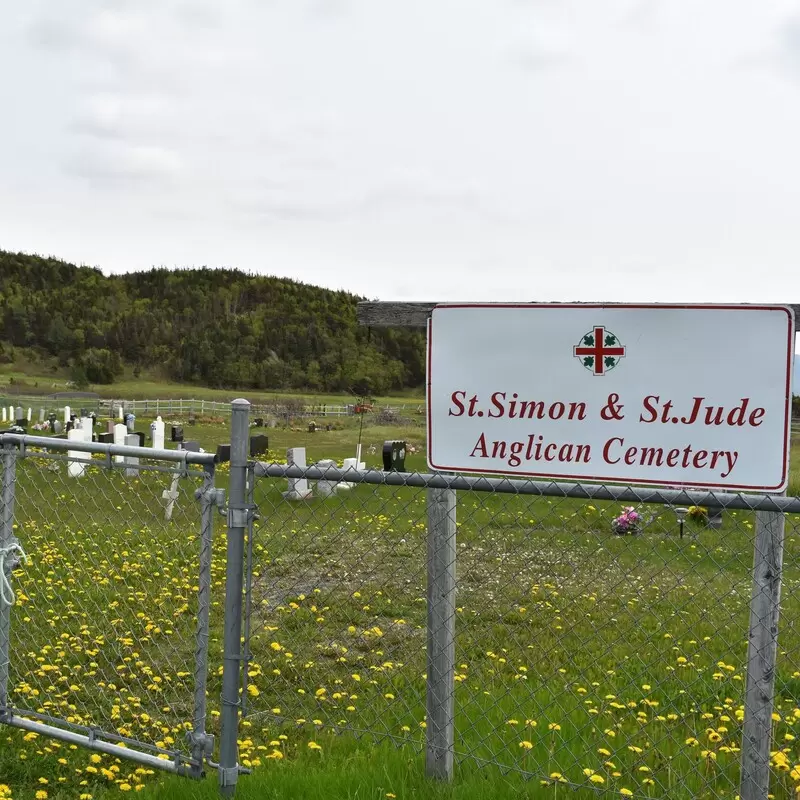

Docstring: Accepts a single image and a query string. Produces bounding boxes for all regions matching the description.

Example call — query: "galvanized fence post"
[0,442,18,723]
[740,503,786,800]
[219,399,250,796]
[189,464,218,778]
[426,480,456,781]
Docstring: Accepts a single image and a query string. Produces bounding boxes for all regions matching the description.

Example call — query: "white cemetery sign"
[427,304,794,492]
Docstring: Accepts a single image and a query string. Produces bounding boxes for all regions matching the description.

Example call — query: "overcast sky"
[2,0,800,303]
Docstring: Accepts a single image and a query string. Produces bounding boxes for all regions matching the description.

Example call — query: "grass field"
[0,358,425,407]
[3,413,800,800]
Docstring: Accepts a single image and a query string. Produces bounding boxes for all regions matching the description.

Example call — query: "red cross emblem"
[574,327,626,375]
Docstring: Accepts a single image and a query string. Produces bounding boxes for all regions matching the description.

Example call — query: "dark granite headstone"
[215,444,231,463]
[250,435,269,457]
[171,425,184,443]
[133,431,146,448]
[382,440,407,472]
[98,432,114,444]
[254,418,264,427]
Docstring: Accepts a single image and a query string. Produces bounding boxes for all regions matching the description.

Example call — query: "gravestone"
[180,440,201,453]
[215,444,231,463]
[152,416,165,449]
[114,423,128,464]
[708,509,723,530]
[124,433,140,478]
[67,429,86,478]
[383,441,407,472]
[64,406,71,424]
[107,419,115,434]
[81,416,93,444]
[254,418,264,427]
[125,413,136,433]
[188,412,196,426]
[283,447,313,500]
[97,432,114,445]
[133,431,146,448]
[314,458,339,497]
[39,408,45,424]
[65,420,74,434]
[162,469,181,521]
[171,425,184,443]
[250,435,269,457]
[1,408,6,424]
[53,419,62,435]
[308,422,317,433]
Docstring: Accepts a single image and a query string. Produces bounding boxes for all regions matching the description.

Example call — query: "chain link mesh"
[2,442,216,769]
[248,463,800,798]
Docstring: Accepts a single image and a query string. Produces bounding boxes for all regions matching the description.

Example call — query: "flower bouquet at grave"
[686,505,708,525]
[611,506,642,535]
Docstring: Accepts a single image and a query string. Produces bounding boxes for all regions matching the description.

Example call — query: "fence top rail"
[252,461,800,513]
[0,432,217,466]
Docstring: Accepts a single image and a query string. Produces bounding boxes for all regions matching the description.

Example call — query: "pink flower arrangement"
[612,506,642,535]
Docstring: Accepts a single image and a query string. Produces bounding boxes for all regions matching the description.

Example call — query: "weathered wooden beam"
[357,301,800,328]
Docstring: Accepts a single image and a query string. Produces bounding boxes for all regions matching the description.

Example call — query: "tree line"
[0,250,425,395]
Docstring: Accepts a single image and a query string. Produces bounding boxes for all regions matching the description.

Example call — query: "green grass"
[3,413,800,800]
[0,358,424,407]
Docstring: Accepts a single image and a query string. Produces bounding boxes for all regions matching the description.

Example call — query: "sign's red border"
[426,304,795,492]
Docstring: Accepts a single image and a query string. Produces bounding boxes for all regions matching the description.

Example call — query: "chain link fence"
[3,400,800,800]
[0,433,219,778]
[243,449,800,800]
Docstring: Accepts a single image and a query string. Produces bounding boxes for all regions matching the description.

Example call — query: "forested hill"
[0,250,425,393]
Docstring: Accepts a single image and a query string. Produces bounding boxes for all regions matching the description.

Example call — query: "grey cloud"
[621,0,661,30]
[779,17,800,76]
[510,44,569,72]
[64,142,182,187]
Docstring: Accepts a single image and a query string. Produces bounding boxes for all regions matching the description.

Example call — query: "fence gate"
[0,433,220,785]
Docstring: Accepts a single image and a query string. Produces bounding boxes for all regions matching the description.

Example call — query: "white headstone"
[67,429,86,478]
[64,405,71,424]
[118,406,124,421]
[81,416,93,444]
[355,444,366,471]
[152,416,165,450]
[27,407,32,422]
[39,408,45,423]
[8,406,13,422]
[283,447,313,500]
[162,470,181,520]
[314,459,339,497]
[124,433,140,478]
[114,423,128,463]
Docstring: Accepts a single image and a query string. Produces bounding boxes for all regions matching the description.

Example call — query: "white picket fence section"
[0,395,426,421]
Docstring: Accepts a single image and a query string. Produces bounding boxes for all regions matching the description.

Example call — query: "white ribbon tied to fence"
[0,543,28,608]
